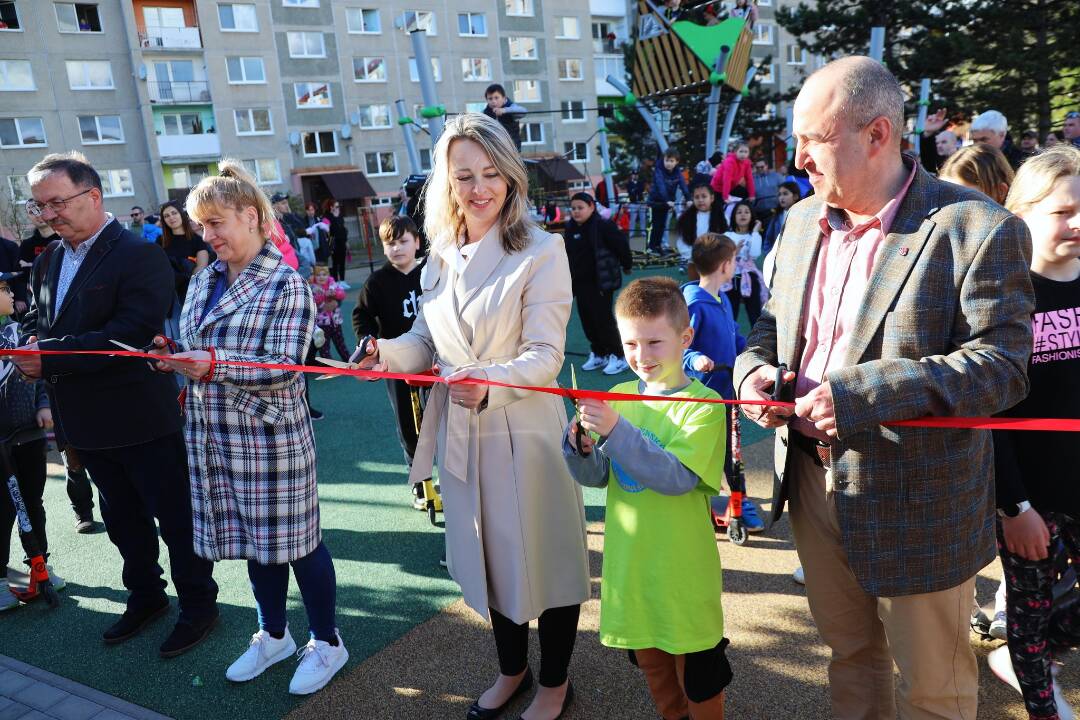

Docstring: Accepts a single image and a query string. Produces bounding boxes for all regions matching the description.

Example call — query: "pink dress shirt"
[792,162,918,442]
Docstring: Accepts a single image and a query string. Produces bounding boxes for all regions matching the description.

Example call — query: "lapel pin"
[899,247,909,256]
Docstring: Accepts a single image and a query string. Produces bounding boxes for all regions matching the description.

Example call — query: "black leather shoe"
[159,613,219,658]
[513,681,573,720]
[102,602,170,644]
[466,668,534,720]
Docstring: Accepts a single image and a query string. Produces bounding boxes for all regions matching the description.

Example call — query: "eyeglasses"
[26,187,94,217]
[0,286,13,296]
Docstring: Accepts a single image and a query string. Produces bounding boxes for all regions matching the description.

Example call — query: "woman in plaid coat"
[153,162,347,696]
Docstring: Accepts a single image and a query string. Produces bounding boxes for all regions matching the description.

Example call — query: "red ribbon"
[4,347,1079,432]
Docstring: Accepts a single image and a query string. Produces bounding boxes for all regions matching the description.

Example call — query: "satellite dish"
[288,131,301,146]
[341,124,352,140]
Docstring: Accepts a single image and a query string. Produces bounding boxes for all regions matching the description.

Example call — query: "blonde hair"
[421,113,535,253]
[1006,144,1080,215]
[939,144,1014,205]
[185,159,275,238]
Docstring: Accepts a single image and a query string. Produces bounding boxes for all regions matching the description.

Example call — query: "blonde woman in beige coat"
[357,114,590,719]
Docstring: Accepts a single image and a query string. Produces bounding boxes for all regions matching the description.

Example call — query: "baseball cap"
[0,270,26,283]
[271,191,290,203]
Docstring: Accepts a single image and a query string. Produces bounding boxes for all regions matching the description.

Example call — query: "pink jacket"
[270,220,300,270]
[310,277,345,310]
[710,152,756,200]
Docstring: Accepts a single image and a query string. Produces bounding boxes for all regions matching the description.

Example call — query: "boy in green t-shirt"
[563,276,731,719]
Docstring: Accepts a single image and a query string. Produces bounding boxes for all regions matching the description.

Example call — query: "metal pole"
[912,78,930,158]
[718,65,757,157]
[394,99,423,175]
[597,115,615,203]
[408,25,444,143]
[606,74,668,152]
[705,46,731,161]
[869,27,885,63]
[785,105,795,167]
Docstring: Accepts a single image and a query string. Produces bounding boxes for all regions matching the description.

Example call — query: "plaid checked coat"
[178,242,319,565]
[733,159,1035,597]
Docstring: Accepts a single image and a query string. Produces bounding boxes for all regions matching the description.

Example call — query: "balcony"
[139,25,202,49]
[147,80,211,104]
[157,133,220,159]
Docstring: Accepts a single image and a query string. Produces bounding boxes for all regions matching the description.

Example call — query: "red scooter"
[2,441,60,608]
[711,405,749,545]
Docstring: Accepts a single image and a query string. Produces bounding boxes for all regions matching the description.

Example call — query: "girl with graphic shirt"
[675,182,728,277]
[987,145,1080,720]
[722,201,766,325]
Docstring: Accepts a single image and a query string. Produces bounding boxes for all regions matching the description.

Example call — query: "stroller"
[2,439,61,608]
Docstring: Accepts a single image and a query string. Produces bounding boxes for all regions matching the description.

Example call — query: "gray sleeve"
[561,422,610,488]
[503,102,528,116]
[599,416,701,496]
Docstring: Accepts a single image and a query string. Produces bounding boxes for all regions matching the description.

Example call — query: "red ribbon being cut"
[3,346,1079,433]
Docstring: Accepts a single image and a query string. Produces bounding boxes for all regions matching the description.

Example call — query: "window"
[365,151,397,176]
[294,82,331,108]
[346,8,379,33]
[461,58,491,82]
[521,122,543,145]
[465,102,486,113]
[358,103,391,129]
[419,148,432,172]
[143,6,185,30]
[0,117,46,147]
[560,100,585,122]
[218,3,257,31]
[161,112,203,135]
[508,37,537,60]
[505,0,533,17]
[752,23,773,45]
[78,115,123,143]
[241,158,281,184]
[408,57,442,82]
[234,108,272,135]
[55,3,102,33]
[595,55,624,86]
[287,31,325,58]
[564,142,587,162]
[558,59,583,81]
[8,175,31,203]
[283,0,318,6]
[66,61,113,90]
[786,45,807,65]
[512,80,540,103]
[167,164,211,190]
[1,2,22,30]
[100,169,134,197]
[353,57,386,82]
[403,10,435,35]
[756,62,775,84]
[458,12,486,37]
[0,60,33,91]
[592,21,618,53]
[226,56,265,84]
[370,195,393,207]
[555,16,579,39]
[302,130,336,157]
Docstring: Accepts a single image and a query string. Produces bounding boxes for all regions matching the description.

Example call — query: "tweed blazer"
[733,159,1035,597]
[179,243,319,565]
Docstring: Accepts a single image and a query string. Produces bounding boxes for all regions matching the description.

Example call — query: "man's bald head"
[802,56,905,146]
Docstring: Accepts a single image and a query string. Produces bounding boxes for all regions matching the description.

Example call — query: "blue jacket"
[681,282,745,399]
[648,154,690,204]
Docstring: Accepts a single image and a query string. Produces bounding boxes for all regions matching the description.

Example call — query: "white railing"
[140,25,202,49]
[157,133,220,158]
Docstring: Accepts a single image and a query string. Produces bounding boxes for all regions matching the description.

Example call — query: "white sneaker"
[1053,662,1075,720]
[45,565,65,592]
[226,628,297,682]
[581,352,606,371]
[0,585,18,612]
[988,645,1022,695]
[792,566,805,585]
[289,632,348,695]
[337,282,351,291]
[602,355,629,375]
[989,610,1007,641]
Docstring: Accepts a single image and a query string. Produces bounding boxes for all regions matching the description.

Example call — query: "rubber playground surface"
[2,267,1072,719]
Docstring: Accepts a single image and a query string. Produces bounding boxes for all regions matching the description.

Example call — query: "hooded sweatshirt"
[0,321,49,445]
[711,152,756,200]
[681,282,745,399]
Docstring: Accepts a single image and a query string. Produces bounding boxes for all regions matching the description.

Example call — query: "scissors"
[109,336,178,355]
[571,365,591,457]
[311,336,378,380]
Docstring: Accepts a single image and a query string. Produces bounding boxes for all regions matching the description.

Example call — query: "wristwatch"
[997,500,1033,518]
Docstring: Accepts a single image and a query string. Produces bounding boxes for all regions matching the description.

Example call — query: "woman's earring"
[249,226,255,234]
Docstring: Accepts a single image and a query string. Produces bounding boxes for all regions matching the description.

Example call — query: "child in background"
[675,182,728,276]
[0,270,62,611]
[939,143,1015,206]
[563,276,731,720]
[724,200,766,326]
[761,180,801,256]
[986,144,1080,720]
[647,149,691,255]
[353,217,427,485]
[681,234,764,533]
[311,265,348,361]
[710,142,756,210]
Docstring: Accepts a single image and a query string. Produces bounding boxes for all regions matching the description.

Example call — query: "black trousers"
[331,245,347,282]
[490,604,581,688]
[726,273,762,326]
[78,431,218,623]
[61,445,95,521]
[1,439,48,579]
[385,379,423,468]
[648,203,671,252]
[575,284,622,358]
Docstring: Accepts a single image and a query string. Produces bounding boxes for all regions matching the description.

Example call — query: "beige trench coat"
[378,224,590,624]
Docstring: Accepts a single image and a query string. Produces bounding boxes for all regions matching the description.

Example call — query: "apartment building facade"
[0,0,603,227]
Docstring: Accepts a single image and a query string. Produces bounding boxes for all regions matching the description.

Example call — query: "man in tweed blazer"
[734,58,1034,718]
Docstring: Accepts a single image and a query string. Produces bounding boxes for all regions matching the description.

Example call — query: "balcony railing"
[139,25,202,49]
[147,81,211,104]
[157,133,220,159]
